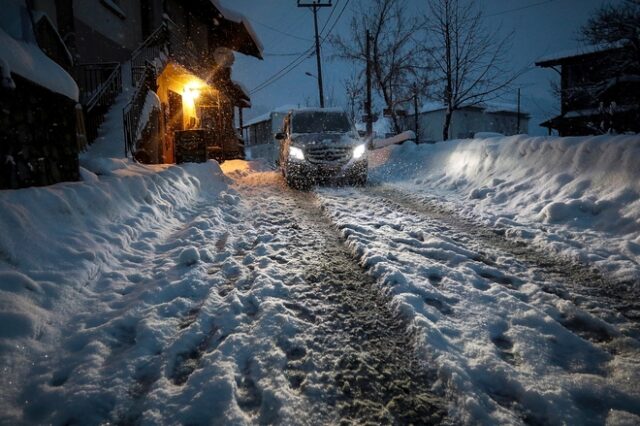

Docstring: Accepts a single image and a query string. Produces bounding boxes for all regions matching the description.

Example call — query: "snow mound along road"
[370,134,640,281]
[0,159,229,421]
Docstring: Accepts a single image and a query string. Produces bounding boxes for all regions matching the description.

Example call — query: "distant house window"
[100,0,126,19]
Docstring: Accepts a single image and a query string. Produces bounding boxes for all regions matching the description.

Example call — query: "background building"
[241,105,297,161]
[404,102,530,143]
[536,46,640,136]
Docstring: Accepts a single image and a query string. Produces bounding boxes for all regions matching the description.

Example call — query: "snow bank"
[0,160,226,274]
[370,134,640,280]
[0,158,228,417]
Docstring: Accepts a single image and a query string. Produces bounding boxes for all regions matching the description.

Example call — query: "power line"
[319,0,340,35]
[250,47,315,94]
[486,0,555,17]
[320,0,350,44]
[264,51,309,57]
[249,0,351,96]
[252,18,313,42]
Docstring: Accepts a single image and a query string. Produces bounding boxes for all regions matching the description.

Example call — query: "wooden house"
[46,0,262,163]
[536,46,640,136]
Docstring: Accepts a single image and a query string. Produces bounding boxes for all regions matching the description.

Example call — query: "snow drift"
[0,158,229,420]
[370,134,640,280]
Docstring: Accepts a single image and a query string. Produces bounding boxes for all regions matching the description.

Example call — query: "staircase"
[74,62,123,144]
[123,23,170,158]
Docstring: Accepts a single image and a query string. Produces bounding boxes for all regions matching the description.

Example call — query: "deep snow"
[370,135,640,283]
[1,133,640,425]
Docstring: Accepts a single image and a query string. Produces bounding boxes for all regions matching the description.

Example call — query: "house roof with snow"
[243,104,299,127]
[208,0,264,59]
[419,101,528,116]
[535,44,623,67]
[0,27,78,101]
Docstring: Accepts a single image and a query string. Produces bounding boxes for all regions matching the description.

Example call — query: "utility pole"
[516,88,521,134]
[365,29,373,141]
[298,0,332,108]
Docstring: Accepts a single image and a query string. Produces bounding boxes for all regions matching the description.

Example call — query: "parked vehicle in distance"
[276,108,367,188]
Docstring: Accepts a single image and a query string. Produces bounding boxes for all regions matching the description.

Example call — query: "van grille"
[305,146,352,164]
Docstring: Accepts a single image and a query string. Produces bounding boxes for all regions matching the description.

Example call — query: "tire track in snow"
[315,183,640,424]
[226,169,449,424]
[363,184,640,340]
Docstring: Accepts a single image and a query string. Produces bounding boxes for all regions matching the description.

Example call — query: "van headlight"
[353,144,366,159]
[289,146,305,161]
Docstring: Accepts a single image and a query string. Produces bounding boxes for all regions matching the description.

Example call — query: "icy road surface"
[8,162,640,425]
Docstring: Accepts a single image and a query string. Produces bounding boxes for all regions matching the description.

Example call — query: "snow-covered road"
[317,181,640,424]
[2,151,640,425]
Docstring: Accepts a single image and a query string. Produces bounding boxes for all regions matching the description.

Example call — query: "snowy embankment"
[370,134,640,282]
[0,158,229,419]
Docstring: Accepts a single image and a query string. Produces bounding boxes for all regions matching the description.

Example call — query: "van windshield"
[292,112,352,134]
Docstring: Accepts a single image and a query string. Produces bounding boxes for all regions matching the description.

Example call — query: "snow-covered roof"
[31,11,74,67]
[483,102,523,114]
[243,104,299,127]
[211,0,264,59]
[355,115,393,137]
[0,27,79,101]
[290,107,346,115]
[420,101,446,113]
[419,101,527,115]
[535,43,623,66]
[231,79,250,99]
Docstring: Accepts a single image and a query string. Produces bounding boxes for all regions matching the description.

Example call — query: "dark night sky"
[220,0,616,133]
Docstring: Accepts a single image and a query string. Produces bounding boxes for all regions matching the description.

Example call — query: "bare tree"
[581,0,640,67]
[574,0,640,134]
[343,70,363,124]
[332,0,430,133]
[425,0,517,140]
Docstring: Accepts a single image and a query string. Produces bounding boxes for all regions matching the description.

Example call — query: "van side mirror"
[275,132,286,140]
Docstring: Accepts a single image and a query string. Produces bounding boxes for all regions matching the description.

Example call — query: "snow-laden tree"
[331,0,430,134]
[425,0,516,140]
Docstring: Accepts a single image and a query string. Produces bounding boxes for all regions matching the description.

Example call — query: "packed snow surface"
[1,134,639,424]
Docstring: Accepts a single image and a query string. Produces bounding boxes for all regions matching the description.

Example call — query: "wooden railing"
[123,63,156,158]
[74,62,122,143]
